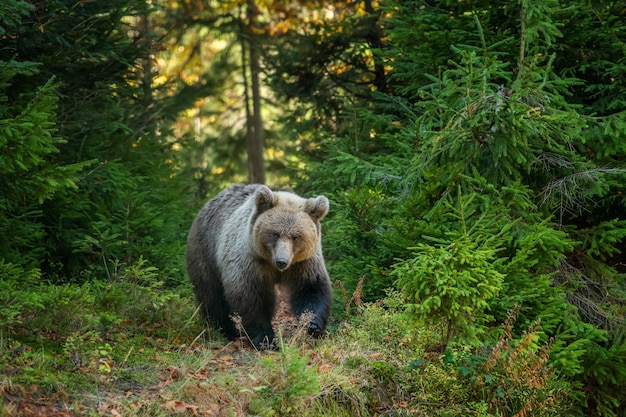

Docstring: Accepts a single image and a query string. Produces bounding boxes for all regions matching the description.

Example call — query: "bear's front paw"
[251,333,278,351]
[258,338,279,351]
[307,322,324,338]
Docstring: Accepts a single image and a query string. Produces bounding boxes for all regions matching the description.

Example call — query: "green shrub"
[392,190,506,345]
[248,334,320,416]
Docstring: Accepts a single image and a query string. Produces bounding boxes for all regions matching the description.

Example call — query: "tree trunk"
[244,0,265,184]
[363,0,386,93]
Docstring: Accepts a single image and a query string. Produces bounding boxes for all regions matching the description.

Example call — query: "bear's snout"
[274,258,289,270]
[273,239,292,271]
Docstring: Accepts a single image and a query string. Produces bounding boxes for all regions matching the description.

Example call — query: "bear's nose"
[274,259,289,270]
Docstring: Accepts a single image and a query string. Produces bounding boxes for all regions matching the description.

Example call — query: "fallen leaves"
[1,385,82,417]
[317,363,333,373]
[164,399,199,414]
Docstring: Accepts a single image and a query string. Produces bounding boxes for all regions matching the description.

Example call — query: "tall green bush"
[392,191,506,344]
[0,68,86,270]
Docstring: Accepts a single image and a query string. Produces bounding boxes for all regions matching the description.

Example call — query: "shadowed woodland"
[1,1,626,416]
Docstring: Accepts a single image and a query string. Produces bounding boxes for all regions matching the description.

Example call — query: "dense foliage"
[1,0,195,381]
[299,1,626,415]
[1,0,625,416]
[1,0,194,285]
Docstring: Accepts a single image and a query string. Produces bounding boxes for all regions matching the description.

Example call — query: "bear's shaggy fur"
[185,184,332,348]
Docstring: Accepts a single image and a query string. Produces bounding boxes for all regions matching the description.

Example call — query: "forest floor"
[1,283,568,417]
[1,292,341,417]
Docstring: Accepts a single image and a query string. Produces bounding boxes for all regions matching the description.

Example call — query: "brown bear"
[185,184,332,349]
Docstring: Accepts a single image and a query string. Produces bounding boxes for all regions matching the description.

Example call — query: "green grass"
[1,280,573,417]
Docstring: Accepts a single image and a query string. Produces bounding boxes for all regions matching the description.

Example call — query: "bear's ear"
[255,185,276,214]
[306,196,329,220]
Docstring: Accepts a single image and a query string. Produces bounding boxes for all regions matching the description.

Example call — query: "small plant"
[63,330,114,377]
[392,191,506,345]
[0,262,43,343]
[34,283,98,336]
[335,275,365,317]
[92,257,180,328]
[248,330,320,416]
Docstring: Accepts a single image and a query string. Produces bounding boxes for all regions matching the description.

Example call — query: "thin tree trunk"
[244,0,265,184]
[137,14,152,102]
[239,6,254,183]
[363,0,386,93]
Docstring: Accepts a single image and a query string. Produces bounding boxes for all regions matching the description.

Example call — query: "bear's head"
[251,185,329,271]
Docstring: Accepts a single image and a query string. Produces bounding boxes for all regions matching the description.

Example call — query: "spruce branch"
[538,168,625,222]
[554,259,625,330]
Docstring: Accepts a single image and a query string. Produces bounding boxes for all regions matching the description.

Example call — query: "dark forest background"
[1,1,625,416]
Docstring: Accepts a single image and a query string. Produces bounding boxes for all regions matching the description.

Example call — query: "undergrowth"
[1,261,574,416]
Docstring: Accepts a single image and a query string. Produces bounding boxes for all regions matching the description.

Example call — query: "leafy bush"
[0,53,85,277]
[0,262,43,337]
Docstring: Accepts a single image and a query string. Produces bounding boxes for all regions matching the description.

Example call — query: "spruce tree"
[300,1,626,414]
[0,0,86,333]
[1,0,195,282]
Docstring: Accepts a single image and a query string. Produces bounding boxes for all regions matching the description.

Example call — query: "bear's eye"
[292,235,300,242]
[272,232,280,240]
